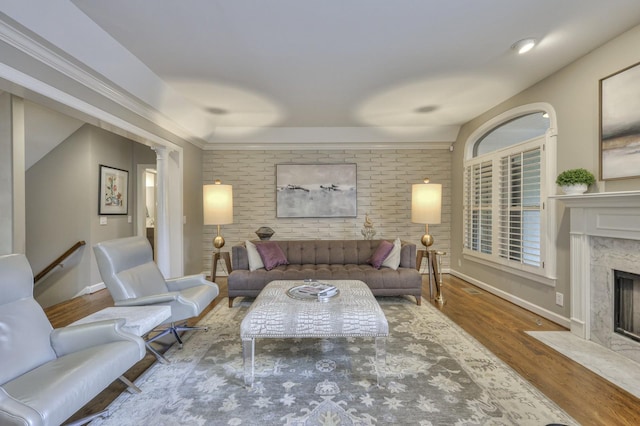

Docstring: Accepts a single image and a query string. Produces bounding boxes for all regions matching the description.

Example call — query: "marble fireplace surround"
[557,190,640,365]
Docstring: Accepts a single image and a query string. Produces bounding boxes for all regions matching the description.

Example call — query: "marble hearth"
[557,190,640,365]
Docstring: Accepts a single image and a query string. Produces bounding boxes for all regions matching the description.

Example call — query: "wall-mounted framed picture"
[99,165,128,215]
[276,163,357,218]
[600,61,640,180]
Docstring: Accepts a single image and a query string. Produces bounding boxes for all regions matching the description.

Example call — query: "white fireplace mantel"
[553,190,640,340]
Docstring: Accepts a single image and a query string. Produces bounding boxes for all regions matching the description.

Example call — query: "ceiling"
[6,1,640,149]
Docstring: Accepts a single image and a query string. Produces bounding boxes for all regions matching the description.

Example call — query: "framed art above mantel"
[600,61,640,181]
[276,163,357,218]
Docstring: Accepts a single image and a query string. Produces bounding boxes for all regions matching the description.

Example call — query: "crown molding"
[0,17,209,149]
[0,18,458,152]
[204,141,453,151]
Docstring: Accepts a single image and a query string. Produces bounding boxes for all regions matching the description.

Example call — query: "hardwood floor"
[45,275,639,425]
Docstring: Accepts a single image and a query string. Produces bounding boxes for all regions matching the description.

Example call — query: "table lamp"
[411,178,442,248]
[203,180,233,251]
[412,178,444,304]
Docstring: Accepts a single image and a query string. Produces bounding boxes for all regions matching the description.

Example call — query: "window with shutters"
[463,107,556,283]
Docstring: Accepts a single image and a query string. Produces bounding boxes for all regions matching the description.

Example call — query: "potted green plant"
[555,168,596,195]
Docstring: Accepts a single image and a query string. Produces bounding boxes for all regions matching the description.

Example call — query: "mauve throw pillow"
[255,241,289,271]
[368,240,394,269]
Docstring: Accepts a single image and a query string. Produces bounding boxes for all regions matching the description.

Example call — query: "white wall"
[202,148,452,275]
[182,141,205,275]
[0,93,25,255]
[0,92,14,254]
[26,125,156,307]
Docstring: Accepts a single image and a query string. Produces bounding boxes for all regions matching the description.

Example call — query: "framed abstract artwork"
[600,61,640,180]
[99,165,128,215]
[276,163,357,218]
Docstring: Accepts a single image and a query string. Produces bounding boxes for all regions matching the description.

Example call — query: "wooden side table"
[416,249,444,304]
[212,251,232,279]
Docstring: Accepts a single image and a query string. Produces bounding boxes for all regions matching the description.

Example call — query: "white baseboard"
[74,282,106,298]
[449,269,571,329]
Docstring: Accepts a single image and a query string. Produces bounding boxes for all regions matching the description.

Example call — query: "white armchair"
[0,254,146,426]
[93,236,219,350]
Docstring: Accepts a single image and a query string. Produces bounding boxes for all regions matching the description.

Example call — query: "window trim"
[463,103,557,284]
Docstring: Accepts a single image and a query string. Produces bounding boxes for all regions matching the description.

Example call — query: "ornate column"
[152,145,184,278]
[0,94,25,254]
[152,146,171,277]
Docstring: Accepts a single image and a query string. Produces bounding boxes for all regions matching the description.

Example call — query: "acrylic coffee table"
[240,279,388,387]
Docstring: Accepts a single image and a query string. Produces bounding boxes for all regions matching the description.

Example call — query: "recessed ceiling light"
[205,106,228,115]
[512,38,537,54]
[414,105,438,114]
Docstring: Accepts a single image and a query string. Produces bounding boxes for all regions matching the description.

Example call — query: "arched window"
[463,104,556,283]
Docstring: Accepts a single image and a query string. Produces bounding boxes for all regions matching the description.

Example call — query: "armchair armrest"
[114,292,179,306]
[50,319,146,358]
[166,274,215,291]
[0,388,42,426]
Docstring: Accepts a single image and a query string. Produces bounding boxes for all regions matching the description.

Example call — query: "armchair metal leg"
[118,375,142,394]
[174,324,209,333]
[146,342,170,364]
[171,327,184,347]
[146,322,209,352]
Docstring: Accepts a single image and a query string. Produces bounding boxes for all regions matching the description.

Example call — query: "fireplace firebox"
[614,270,640,343]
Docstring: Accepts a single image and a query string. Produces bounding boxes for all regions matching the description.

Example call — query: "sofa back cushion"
[232,240,416,270]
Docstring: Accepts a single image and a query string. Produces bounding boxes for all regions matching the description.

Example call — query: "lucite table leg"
[242,338,255,386]
[375,336,387,387]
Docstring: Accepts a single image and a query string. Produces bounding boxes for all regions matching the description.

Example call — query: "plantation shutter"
[464,160,493,254]
[498,147,541,267]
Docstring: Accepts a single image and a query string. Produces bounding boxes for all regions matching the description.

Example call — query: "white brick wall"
[202,149,451,275]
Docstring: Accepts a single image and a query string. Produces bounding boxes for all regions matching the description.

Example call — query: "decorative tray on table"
[287,280,339,301]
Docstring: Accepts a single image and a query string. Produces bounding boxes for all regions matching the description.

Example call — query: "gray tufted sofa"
[228,239,422,307]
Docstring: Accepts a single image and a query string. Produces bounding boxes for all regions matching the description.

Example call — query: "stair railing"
[34,240,86,284]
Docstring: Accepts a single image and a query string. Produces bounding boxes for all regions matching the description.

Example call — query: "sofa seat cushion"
[228,263,421,295]
[2,341,142,426]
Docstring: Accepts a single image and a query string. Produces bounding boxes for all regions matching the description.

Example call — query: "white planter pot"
[561,184,588,195]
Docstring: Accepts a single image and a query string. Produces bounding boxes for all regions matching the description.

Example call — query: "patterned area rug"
[91,297,576,426]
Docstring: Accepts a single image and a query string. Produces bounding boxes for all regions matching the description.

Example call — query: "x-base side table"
[211,251,232,279]
[416,249,445,304]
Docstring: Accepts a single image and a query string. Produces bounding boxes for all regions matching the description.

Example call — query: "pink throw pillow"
[368,240,394,269]
[255,242,289,271]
